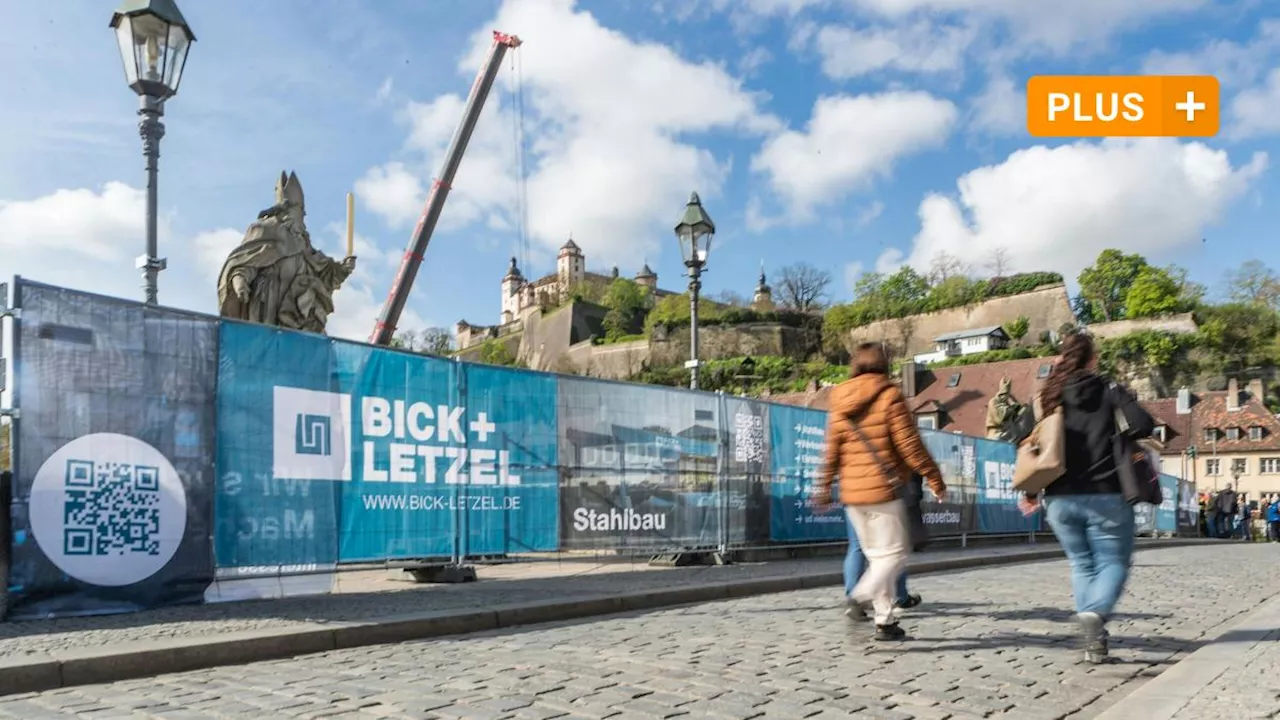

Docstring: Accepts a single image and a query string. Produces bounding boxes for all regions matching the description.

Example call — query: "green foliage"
[566,280,605,304]
[1096,331,1197,376]
[476,338,518,367]
[1004,316,1030,342]
[1195,303,1280,372]
[632,355,847,395]
[1078,249,1149,321]
[929,346,1052,368]
[1223,259,1280,310]
[644,292,721,332]
[1126,266,1188,318]
[0,422,9,470]
[821,268,1065,354]
[600,278,650,341]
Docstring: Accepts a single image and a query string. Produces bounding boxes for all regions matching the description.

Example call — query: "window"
[1037,364,1052,379]
[947,373,961,388]
[1154,425,1167,443]
[916,415,937,430]
[1203,428,1217,443]
[1250,426,1264,441]
[1260,458,1280,474]
[1232,458,1248,476]
[1206,458,1220,476]
[1227,427,1241,441]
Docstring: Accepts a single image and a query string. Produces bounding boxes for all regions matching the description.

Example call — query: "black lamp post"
[110,0,195,306]
[674,192,715,390]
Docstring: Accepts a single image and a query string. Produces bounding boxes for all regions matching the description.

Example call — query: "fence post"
[452,356,466,568]
[716,390,728,557]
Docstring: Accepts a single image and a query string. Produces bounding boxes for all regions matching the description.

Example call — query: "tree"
[927,251,969,285]
[1004,316,1030,343]
[600,278,649,340]
[1078,249,1149,321]
[713,290,750,307]
[926,275,983,310]
[1223,259,1280,309]
[986,247,1012,278]
[1125,266,1183,318]
[1198,303,1280,372]
[877,266,930,317]
[392,328,454,355]
[775,262,832,312]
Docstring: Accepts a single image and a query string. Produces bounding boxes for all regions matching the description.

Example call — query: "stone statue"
[217,171,356,334]
[985,377,1024,441]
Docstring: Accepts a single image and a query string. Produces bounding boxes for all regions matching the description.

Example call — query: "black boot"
[874,623,906,641]
[896,593,922,609]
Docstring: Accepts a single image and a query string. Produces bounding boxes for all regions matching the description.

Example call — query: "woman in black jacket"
[1020,332,1154,664]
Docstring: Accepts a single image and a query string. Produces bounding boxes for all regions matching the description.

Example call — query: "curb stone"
[0,539,1217,696]
[1093,592,1280,719]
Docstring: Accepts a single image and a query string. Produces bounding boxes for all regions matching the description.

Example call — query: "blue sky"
[1,0,1277,341]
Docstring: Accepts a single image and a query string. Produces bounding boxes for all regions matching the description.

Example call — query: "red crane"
[370,31,523,346]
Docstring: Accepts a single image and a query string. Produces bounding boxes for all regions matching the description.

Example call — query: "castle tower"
[752,262,774,311]
[500,256,524,324]
[635,262,657,291]
[557,236,584,298]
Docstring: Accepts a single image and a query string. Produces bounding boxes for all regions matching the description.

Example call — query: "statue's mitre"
[274,170,305,209]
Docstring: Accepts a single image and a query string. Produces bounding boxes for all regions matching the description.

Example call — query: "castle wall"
[846,284,1076,358]
[1087,312,1198,340]
[648,323,818,368]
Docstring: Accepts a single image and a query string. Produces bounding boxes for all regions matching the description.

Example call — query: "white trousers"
[845,499,909,625]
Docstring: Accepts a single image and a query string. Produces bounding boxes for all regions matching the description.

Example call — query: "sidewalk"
[0,538,1207,696]
[1095,591,1280,719]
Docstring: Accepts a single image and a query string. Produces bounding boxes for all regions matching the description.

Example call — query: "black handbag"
[844,413,930,552]
[1109,383,1162,506]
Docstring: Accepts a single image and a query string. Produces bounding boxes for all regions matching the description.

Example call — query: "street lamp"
[674,192,715,390]
[110,0,195,306]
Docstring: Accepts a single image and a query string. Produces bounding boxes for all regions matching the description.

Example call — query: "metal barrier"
[0,278,1198,619]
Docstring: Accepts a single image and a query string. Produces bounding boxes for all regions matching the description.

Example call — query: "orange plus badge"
[1026,75,1220,138]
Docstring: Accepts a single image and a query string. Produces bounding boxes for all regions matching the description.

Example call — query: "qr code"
[62,459,162,557]
[734,410,765,463]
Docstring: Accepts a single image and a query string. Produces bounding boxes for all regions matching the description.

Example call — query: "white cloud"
[1231,68,1280,139]
[968,72,1025,136]
[811,20,975,78]
[1142,20,1280,88]
[738,47,774,76]
[192,228,244,279]
[892,139,1268,282]
[751,91,957,222]
[855,201,884,227]
[354,162,426,231]
[376,77,394,103]
[363,0,779,269]
[844,0,1211,54]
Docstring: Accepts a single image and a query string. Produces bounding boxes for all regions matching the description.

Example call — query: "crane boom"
[370,31,523,346]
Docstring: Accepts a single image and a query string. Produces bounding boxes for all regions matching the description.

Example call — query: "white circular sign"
[29,433,187,587]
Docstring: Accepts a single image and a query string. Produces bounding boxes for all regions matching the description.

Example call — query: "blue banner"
[768,404,844,541]
[1155,474,1178,533]
[974,438,1040,533]
[215,322,558,572]
[214,322,340,582]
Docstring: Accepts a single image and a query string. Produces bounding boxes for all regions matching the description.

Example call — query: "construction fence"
[0,279,1200,620]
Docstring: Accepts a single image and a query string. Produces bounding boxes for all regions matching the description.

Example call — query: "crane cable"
[509,46,530,274]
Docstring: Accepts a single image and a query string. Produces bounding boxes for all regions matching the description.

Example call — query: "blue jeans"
[844,510,909,601]
[1044,493,1135,619]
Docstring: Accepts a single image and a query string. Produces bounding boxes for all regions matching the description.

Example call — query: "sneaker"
[896,593,922,610]
[1078,611,1108,664]
[845,599,870,621]
[874,623,907,641]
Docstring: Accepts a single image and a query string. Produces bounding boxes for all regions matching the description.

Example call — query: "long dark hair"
[1040,332,1095,414]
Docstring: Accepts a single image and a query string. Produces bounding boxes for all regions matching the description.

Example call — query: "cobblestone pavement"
[0,545,1045,658]
[0,544,1274,720]
[1163,620,1280,719]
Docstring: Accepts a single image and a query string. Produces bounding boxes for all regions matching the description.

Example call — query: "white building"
[913,326,1011,365]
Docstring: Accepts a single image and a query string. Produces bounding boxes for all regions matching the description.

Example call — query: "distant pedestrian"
[1216,486,1238,538]
[1019,333,1154,664]
[811,342,947,642]
[1266,495,1280,542]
